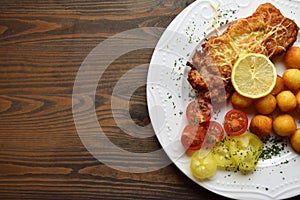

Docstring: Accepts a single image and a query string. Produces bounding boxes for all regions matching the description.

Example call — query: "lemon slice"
[231,53,277,99]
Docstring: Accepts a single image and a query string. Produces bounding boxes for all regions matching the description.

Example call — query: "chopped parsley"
[260,135,289,160]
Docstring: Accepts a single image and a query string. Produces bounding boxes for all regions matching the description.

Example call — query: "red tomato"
[181,124,206,151]
[224,109,248,136]
[207,121,224,141]
[202,121,224,148]
[186,99,213,125]
[181,121,224,150]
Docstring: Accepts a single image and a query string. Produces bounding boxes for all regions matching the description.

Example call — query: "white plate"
[147,0,300,199]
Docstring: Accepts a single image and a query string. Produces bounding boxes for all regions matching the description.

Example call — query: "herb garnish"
[260,135,289,160]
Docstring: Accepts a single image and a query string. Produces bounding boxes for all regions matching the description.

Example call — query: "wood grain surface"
[0,1,298,200]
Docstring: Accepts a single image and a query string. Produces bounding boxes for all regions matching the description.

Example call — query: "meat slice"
[187,3,299,103]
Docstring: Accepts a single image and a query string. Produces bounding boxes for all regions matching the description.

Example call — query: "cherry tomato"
[181,121,224,150]
[202,121,224,148]
[224,109,248,136]
[186,99,213,124]
[181,124,206,151]
[190,150,217,179]
[207,121,224,141]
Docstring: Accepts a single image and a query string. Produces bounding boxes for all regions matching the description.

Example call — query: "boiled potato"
[284,46,300,69]
[271,75,284,95]
[282,69,300,91]
[276,90,296,112]
[250,115,272,138]
[296,91,300,113]
[273,114,296,137]
[254,94,276,115]
[231,92,253,109]
[290,129,300,153]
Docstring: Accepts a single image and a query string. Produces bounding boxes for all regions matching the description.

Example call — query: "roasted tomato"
[202,121,224,148]
[186,99,213,124]
[224,109,248,136]
[181,124,206,151]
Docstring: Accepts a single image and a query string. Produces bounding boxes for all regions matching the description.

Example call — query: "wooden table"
[0,1,298,200]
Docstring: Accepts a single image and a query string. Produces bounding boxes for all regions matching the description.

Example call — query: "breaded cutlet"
[187,3,299,103]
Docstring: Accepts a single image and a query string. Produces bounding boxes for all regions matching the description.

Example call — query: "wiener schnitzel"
[187,3,299,103]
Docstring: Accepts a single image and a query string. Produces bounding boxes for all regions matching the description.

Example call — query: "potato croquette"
[283,69,300,91]
[290,129,300,152]
[250,115,273,138]
[254,94,276,115]
[271,75,284,95]
[284,46,300,69]
[231,92,253,109]
[273,114,296,137]
[276,90,296,112]
[296,91,300,113]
